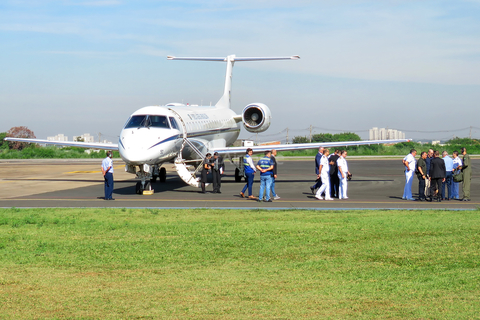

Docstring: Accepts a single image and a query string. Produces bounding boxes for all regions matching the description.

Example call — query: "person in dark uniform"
[459,147,471,201]
[101,151,114,200]
[211,152,224,194]
[429,150,446,202]
[270,149,280,200]
[310,147,323,194]
[200,153,212,193]
[329,149,340,198]
[416,151,427,201]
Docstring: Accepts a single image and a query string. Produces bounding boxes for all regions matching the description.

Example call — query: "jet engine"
[242,103,271,133]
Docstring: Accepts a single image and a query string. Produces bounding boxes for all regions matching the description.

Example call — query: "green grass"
[0,208,479,319]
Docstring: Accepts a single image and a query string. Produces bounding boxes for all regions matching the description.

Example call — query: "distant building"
[369,127,405,141]
[75,133,95,143]
[47,134,68,141]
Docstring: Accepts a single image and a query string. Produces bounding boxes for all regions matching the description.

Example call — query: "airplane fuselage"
[118,105,241,166]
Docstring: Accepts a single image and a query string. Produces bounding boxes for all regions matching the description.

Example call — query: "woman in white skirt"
[337,150,350,200]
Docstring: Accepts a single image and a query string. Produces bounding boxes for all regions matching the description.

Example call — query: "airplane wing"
[211,139,410,158]
[3,137,119,151]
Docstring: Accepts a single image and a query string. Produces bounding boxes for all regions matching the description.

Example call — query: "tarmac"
[0,157,478,209]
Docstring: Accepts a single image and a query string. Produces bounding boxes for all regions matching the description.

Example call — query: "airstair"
[169,108,208,188]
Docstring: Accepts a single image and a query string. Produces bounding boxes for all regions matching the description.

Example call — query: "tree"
[292,136,309,144]
[6,126,36,150]
[0,132,7,149]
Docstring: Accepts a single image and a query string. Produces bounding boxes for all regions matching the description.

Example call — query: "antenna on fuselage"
[167,55,300,109]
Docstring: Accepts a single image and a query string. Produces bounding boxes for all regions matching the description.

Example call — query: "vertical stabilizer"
[215,54,235,109]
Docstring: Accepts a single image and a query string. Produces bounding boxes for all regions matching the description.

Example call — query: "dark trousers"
[418,177,425,200]
[441,171,453,199]
[242,172,255,196]
[312,176,322,189]
[104,172,114,199]
[431,178,443,199]
[330,174,339,198]
[212,170,221,192]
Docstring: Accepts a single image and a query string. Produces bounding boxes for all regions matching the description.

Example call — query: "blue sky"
[1,0,480,142]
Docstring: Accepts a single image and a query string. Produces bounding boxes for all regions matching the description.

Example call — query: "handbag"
[453,171,463,183]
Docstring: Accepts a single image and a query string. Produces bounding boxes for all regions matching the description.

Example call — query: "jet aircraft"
[5,54,409,194]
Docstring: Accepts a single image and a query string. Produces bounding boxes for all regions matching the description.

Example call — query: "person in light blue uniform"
[256,150,275,202]
[101,151,114,200]
[240,148,257,199]
[441,151,454,200]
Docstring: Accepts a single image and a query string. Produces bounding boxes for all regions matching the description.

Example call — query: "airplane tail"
[167,55,300,109]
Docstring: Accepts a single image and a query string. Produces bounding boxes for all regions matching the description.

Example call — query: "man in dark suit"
[329,149,340,198]
[429,150,446,202]
[310,147,324,194]
[211,152,224,194]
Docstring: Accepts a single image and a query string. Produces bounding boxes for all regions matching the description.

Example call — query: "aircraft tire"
[159,167,167,182]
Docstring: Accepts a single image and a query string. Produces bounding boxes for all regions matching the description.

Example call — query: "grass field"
[1,208,479,319]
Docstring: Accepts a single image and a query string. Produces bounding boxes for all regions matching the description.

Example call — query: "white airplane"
[6,54,409,194]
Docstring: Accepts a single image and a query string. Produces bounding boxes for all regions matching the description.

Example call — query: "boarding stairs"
[168,108,208,188]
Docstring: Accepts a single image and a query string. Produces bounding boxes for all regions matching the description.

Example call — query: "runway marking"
[64,166,124,174]
[1,198,477,205]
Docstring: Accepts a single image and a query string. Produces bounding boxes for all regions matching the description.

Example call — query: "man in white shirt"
[402,149,417,200]
[337,150,350,200]
[315,149,333,200]
[101,151,114,200]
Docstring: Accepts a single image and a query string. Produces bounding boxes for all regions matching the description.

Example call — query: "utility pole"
[286,127,289,144]
[98,132,102,143]
[309,125,312,143]
[470,126,472,139]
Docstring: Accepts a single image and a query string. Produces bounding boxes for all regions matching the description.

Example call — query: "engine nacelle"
[242,103,271,133]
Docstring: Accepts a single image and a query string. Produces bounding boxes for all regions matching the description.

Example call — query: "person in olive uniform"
[459,147,471,201]
[416,151,427,201]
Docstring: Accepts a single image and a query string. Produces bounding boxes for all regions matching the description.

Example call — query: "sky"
[1,0,480,142]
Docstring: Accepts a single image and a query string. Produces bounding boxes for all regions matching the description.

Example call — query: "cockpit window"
[169,117,179,130]
[124,115,170,129]
[125,115,146,128]
[148,116,170,128]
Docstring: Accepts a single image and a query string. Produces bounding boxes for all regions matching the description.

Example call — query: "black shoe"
[106,198,115,200]
[217,191,221,194]
[264,199,273,202]
[212,191,217,193]
[310,187,315,195]
[257,199,262,202]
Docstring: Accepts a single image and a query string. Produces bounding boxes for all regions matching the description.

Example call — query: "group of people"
[199,152,225,193]
[403,147,471,202]
[310,147,351,200]
[239,148,280,202]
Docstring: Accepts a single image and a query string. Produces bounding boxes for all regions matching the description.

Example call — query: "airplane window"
[169,117,179,130]
[149,115,170,128]
[125,115,146,128]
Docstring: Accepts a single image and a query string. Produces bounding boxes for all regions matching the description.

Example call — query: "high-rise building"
[369,127,405,141]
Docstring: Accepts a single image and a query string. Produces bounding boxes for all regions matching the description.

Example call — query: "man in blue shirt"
[442,151,454,200]
[101,151,114,200]
[256,150,275,202]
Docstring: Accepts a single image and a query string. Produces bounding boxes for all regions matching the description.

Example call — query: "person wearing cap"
[101,151,115,200]
[256,150,275,202]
